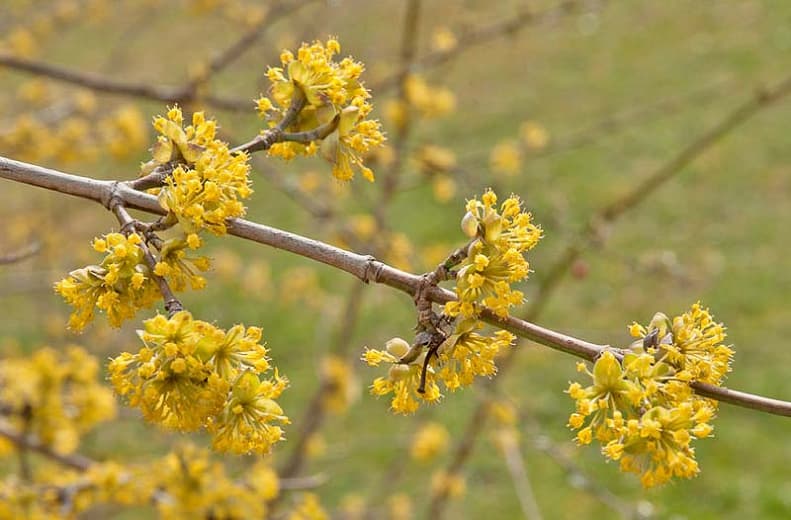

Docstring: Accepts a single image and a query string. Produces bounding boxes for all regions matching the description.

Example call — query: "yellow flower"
[145,107,252,235]
[108,311,288,442]
[363,339,442,415]
[259,39,385,181]
[0,346,116,455]
[567,303,731,487]
[209,370,290,455]
[55,233,160,331]
[445,190,542,319]
[410,422,450,462]
[320,105,385,182]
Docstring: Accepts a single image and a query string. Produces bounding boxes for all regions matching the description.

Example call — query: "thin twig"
[196,0,317,82]
[0,421,92,471]
[371,0,595,93]
[499,430,543,520]
[110,201,183,316]
[1,155,789,417]
[0,240,40,265]
[0,52,246,112]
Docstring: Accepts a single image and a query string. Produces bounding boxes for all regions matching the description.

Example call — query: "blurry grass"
[2,0,791,518]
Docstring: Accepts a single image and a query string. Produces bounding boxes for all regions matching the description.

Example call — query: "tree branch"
[1,155,789,417]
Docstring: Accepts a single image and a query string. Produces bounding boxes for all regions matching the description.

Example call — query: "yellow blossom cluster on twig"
[108,311,289,455]
[146,107,253,235]
[0,346,116,455]
[258,38,385,181]
[54,232,209,331]
[445,189,542,319]
[567,303,733,487]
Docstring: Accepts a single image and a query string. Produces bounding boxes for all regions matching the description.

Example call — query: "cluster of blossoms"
[384,74,457,129]
[364,324,517,414]
[0,445,284,519]
[152,444,280,519]
[445,189,542,319]
[410,422,450,462]
[54,232,209,331]
[0,102,147,165]
[0,346,116,455]
[108,311,289,455]
[364,190,538,414]
[257,38,385,181]
[567,303,733,487]
[144,106,253,235]
[364,337,442,414]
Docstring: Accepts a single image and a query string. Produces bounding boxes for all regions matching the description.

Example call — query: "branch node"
[361,255,383,284]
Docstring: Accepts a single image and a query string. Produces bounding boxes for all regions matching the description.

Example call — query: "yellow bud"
[386,337,410,358]
[460,211,478,238]
[233,371,261,402]
[388,364,411,381]
[482,212,503,242]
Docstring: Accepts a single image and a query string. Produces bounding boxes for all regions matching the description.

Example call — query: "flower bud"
[460,211,478,238]
[385,337,410,358]
[388,364,411,380]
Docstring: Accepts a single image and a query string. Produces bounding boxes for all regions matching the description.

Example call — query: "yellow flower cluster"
[0,346,116,455]
[435,320,515,391]
[385,74,457,129]
[363,323,514,415]
[54,232,160,331]
[54,233,210,331]
[320,355,359,414]
[146,106,252,235]
[108,311,289,454]
[0,102,147,165]
[363,338,442,415]
[567,303,733,487]
[445,189,542,319]
[0,446,283,518]
[410,422,450,462]
[258,39,385,181]
[153,444,280,519]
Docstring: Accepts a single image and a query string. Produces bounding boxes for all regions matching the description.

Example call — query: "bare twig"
[192,0,317,84]
[109,200,183,316]
[0,52,246,112]
[371,0,595,93]
[0,240,40,265]
[499,430,543,520]
[0,421,92,471]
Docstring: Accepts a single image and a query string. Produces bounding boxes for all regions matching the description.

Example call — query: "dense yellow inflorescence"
[567,303,733,487]
[257,38,385,182]
[145,106,253,235]
[0,346,116,455]
[363,337,442,415]
[54,233,210,331]
[108,311,289,455]
[54,233,159,331]
[445,189,542,319]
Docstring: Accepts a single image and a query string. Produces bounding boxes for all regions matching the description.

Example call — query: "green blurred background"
[1,0,790,518]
